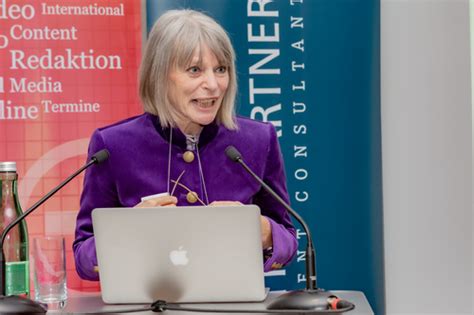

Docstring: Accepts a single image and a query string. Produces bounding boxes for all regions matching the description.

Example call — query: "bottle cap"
[0,162,17,172]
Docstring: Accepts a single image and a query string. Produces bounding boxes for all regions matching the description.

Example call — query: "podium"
[54,291,373,314]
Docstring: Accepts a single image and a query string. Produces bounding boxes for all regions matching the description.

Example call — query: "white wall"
[471,1,474,308]
[381,1,472,315]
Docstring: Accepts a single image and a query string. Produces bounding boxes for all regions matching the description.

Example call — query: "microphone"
[91,149,109,164]
[0,149,109,314]
[225,146,353,311]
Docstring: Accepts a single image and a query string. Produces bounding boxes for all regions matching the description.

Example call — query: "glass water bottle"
[0,162,29,296]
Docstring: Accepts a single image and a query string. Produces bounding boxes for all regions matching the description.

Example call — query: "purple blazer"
[73,113,298,280]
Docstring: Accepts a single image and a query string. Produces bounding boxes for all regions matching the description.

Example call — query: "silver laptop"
[92,205,266,304]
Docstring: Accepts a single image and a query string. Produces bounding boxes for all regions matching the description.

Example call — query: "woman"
[73,9,297,281]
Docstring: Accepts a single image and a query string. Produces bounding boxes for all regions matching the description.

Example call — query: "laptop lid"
[92,205,266,304]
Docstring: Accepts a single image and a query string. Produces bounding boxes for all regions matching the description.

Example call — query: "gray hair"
[139,9,238,130]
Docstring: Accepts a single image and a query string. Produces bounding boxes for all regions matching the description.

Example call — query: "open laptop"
[92,205,266,304]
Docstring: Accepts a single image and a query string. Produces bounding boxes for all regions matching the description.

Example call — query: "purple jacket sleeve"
[73,130,119,281]
[254,124,298,272]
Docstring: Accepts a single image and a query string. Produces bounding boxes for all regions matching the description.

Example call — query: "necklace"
[166,128,210,205]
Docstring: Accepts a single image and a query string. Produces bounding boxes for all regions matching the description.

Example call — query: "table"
[51,291,373,315]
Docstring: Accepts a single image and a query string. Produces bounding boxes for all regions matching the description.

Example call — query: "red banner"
[0,0,142,292]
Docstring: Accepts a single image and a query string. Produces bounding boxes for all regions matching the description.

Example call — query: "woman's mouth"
[192,98,217,108]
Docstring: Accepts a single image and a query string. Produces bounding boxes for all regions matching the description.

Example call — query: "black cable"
[68,300,355,314]
[157,305,355,313]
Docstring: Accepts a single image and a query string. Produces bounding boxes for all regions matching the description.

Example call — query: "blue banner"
[146,1,384,314]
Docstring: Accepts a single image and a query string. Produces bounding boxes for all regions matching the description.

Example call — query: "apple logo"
[169,246,189,266]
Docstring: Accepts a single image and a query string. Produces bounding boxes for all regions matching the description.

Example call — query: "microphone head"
[225,146,242,162]
[91,149,110,164]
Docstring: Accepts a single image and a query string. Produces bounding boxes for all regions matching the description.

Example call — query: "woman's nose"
[203,71,219,91]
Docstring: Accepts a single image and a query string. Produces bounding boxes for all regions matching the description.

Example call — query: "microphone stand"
[0,149,109,314]
[225,146,336,311]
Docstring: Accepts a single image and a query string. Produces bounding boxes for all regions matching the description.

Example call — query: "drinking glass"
[32,236,67,308]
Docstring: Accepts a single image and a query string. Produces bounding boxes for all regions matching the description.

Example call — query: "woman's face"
[168,44,229,135]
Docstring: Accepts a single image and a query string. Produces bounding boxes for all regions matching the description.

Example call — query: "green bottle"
[0,162,29,296]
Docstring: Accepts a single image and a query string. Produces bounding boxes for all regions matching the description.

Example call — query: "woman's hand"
[134,195,178,208]
[260,216,272,249]
[210,201,273,249]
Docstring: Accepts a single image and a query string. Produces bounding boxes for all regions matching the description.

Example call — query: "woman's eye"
[187,66,200,74]
[216,66,227,73]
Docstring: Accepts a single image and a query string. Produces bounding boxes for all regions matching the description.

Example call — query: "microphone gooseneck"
[225,145,354,312]
[225,146,316,290]
[0,149,109,314]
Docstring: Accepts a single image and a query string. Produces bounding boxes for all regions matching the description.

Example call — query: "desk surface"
[51,291,373,315]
